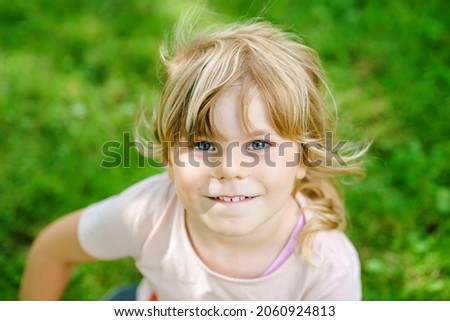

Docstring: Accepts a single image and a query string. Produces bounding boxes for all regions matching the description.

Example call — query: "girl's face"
[167,86,306,241]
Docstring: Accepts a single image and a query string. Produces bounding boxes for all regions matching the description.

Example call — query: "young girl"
[20,18,366,300]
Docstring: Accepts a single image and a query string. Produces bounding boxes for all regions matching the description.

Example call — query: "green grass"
[1,0,449,300]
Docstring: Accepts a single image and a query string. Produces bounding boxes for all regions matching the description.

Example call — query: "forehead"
[211,85,276,141]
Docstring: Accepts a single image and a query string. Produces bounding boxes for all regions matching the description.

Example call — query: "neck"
[184,198,300,278]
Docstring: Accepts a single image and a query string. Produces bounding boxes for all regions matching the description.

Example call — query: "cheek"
[262,153,299,189]
[172,168,201,207]
[172,148,215,170]
[270,167,298,189]
[171,152,210,192]
[279,144,301,165]
[268,146,301,171]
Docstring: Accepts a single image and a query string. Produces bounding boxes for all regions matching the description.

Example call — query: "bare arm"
[19,210,96,300]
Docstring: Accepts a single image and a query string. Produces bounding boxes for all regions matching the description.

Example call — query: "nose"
[211,142,249,180]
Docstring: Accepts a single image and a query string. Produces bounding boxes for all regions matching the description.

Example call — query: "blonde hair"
[138,17,367,264]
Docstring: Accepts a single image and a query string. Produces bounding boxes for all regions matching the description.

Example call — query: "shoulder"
[118,171,174,201]
[312,229,359,268]
[294,193,361,300]
[85,171,177,223]
[303,229,362,300]
[102,171,178,231]
[78,171,178,259]
[296,192,359,268]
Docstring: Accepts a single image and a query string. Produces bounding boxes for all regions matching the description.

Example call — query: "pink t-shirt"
[78,172,361,300]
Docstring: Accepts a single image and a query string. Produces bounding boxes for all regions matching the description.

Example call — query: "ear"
[295,163,307,180]
[165,154,174,181]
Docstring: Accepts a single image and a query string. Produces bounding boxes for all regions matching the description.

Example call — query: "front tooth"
[223,197,231,202]
[239,196,245,201]
[232,197,240,202]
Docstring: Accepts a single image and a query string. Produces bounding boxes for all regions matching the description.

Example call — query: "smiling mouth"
[208,196,257,203]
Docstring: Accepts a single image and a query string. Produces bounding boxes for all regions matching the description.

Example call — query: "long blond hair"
[138,16,367,264]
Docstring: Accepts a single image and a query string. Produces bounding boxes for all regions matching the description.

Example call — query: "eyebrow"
[244,131,281,140]
[192,131,281,142]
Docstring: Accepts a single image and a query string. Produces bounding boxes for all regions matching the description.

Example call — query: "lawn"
[1,0,448,300]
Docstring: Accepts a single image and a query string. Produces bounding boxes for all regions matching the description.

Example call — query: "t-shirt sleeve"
[303,230,362,301]
[78,172,173,260]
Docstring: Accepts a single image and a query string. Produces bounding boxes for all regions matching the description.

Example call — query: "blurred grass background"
[1,0,449,300]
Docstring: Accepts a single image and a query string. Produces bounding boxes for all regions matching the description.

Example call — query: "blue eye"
[248,140,270,151]
[195,141,216,151]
